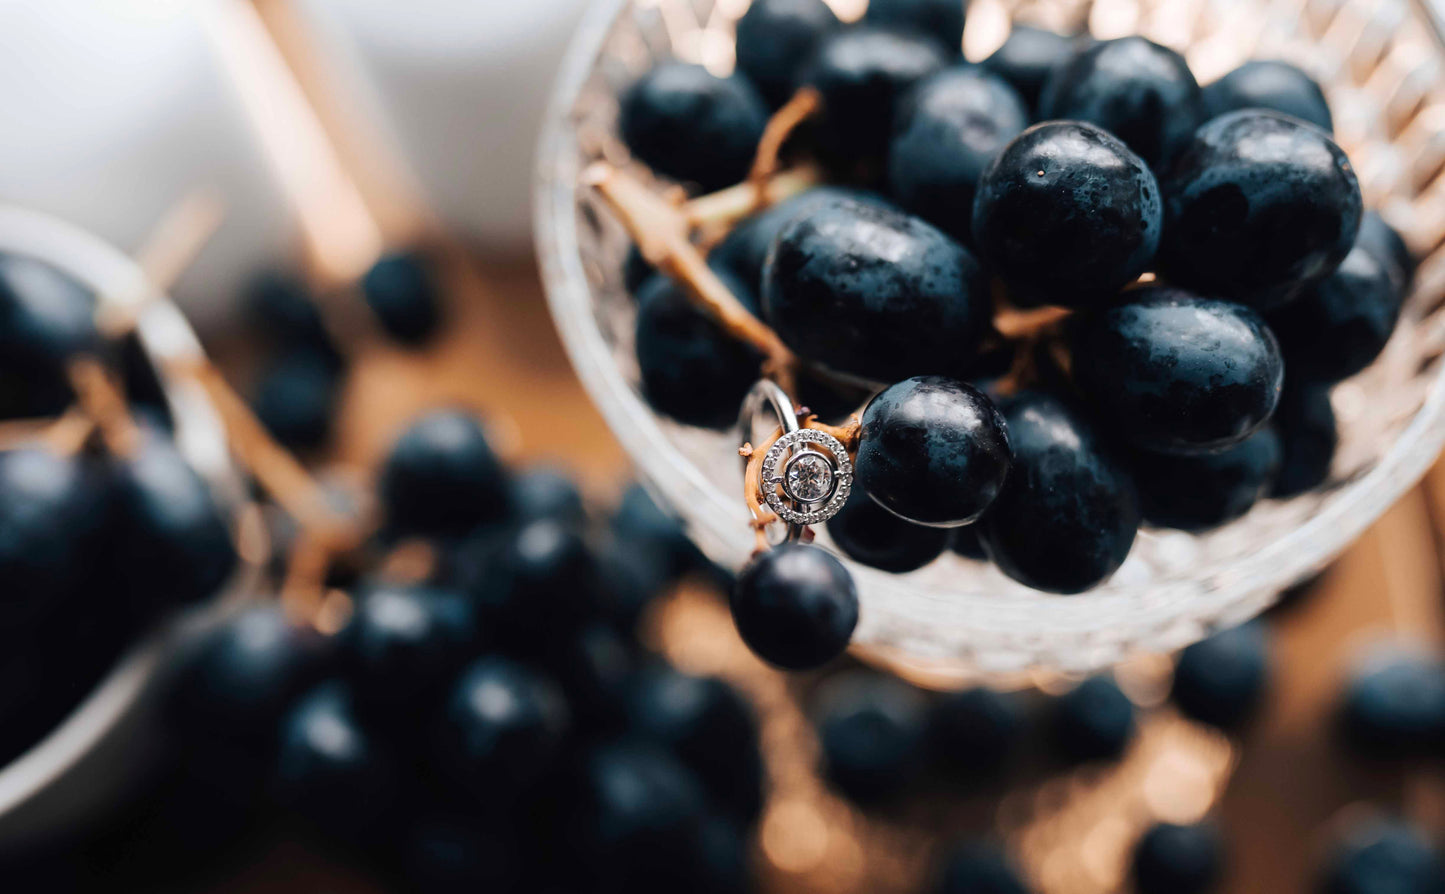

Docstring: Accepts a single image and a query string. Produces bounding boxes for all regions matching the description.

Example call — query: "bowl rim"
[534,0,1445,677]
[0,204,256,832]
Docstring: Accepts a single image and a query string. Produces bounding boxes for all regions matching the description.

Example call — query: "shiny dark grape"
[827,485,950,573]
[731,543,858,670]
[1040,36,1203,168]
[108,433,238,616]
[0,447,104,628]
[926,687,1023,780]
[339,584,478,712]
[1132,822,1225,894]
[573,740,710,885]
[379,409,510,537]
[712,186,884,294]
[1320,818,1445,894]
[0,254,99,372]
[1268,245,1402,385]
[251,350,341,451]
[610,482,702,580]
[627,665,764,822]
[541,621,635,733]
[980,391,1140,594]
[244,271,341,363]
[437,657,570,799]
[1337,649,1445,760]
[510,466,586,527]
[764,195,990,382]
[275,681,395,833]
[595,538,670,634]
[1131,427,1282,532]
[972,121,1161,307]
[863,0,965,54]
[1355,210,1415,291]
[619,62,768,191]
[1202,60,1333,133]
[166,605,329,745]
[734,0,840,107]
[936,841,1029,894]
[800,27,948,170]
[1271,382,1337,497]
[856,377,1011,527]
[635,269,764,429]
[468,519,597,646]
[0,255,99,417]
[814,671,927,804]
[979,25,1082,111]
[362,251,443,347]
[1171,621,1271,730]
[1049,675,1136,763]
[1069,288,1284,454]
[1160,110,1362,310]
[887,67,1029,243]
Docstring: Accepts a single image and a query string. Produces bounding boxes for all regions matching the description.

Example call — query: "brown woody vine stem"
[585,161,800,396]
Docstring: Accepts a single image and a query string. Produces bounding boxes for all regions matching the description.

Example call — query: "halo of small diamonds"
[760,429,853,526]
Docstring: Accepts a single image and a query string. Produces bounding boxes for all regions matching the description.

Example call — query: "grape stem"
[748,88,822,194]
[993,304,1072,340]
[585,161,800,395]
[183,359,361,551]
[992,301,1073,395]
[280,527,334,617]
[66,357,140,456]
[0,410,95,456]
[740,427,784,553]
[804,414,862,455]
[683,165,821,231]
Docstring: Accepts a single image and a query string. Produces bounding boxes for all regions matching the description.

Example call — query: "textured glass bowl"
[536,0,1445,681]
[0,206,259,847]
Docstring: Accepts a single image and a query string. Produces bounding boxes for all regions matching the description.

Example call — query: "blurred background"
[2,1,1445,893]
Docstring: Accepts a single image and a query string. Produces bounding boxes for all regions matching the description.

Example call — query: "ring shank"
[739,379,804,543]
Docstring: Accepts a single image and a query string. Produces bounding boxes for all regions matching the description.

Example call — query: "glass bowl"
[536,0,1445,682]
[0,205,262,847]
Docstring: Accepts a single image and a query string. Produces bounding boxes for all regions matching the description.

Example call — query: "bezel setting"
[760,429,853,526]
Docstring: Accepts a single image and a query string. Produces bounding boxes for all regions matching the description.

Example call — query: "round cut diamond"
[784,450,834,504]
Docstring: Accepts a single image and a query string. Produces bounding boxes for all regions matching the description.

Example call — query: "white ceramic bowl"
[537,0,1445,682]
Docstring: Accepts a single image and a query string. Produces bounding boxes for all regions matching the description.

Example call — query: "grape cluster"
[612,4,1411,668]
[137,412,765,893]
[801,606,1445,894]
[245,250,444,453]
[0,255,237,765]
[796,615,1279,893]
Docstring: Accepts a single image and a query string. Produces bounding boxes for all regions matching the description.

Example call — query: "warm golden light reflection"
[648,585,1243,894]
[1115,653,1174,708]
[1015,713,1234,894]
[762,799,832,873]
[313,589,354,636]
